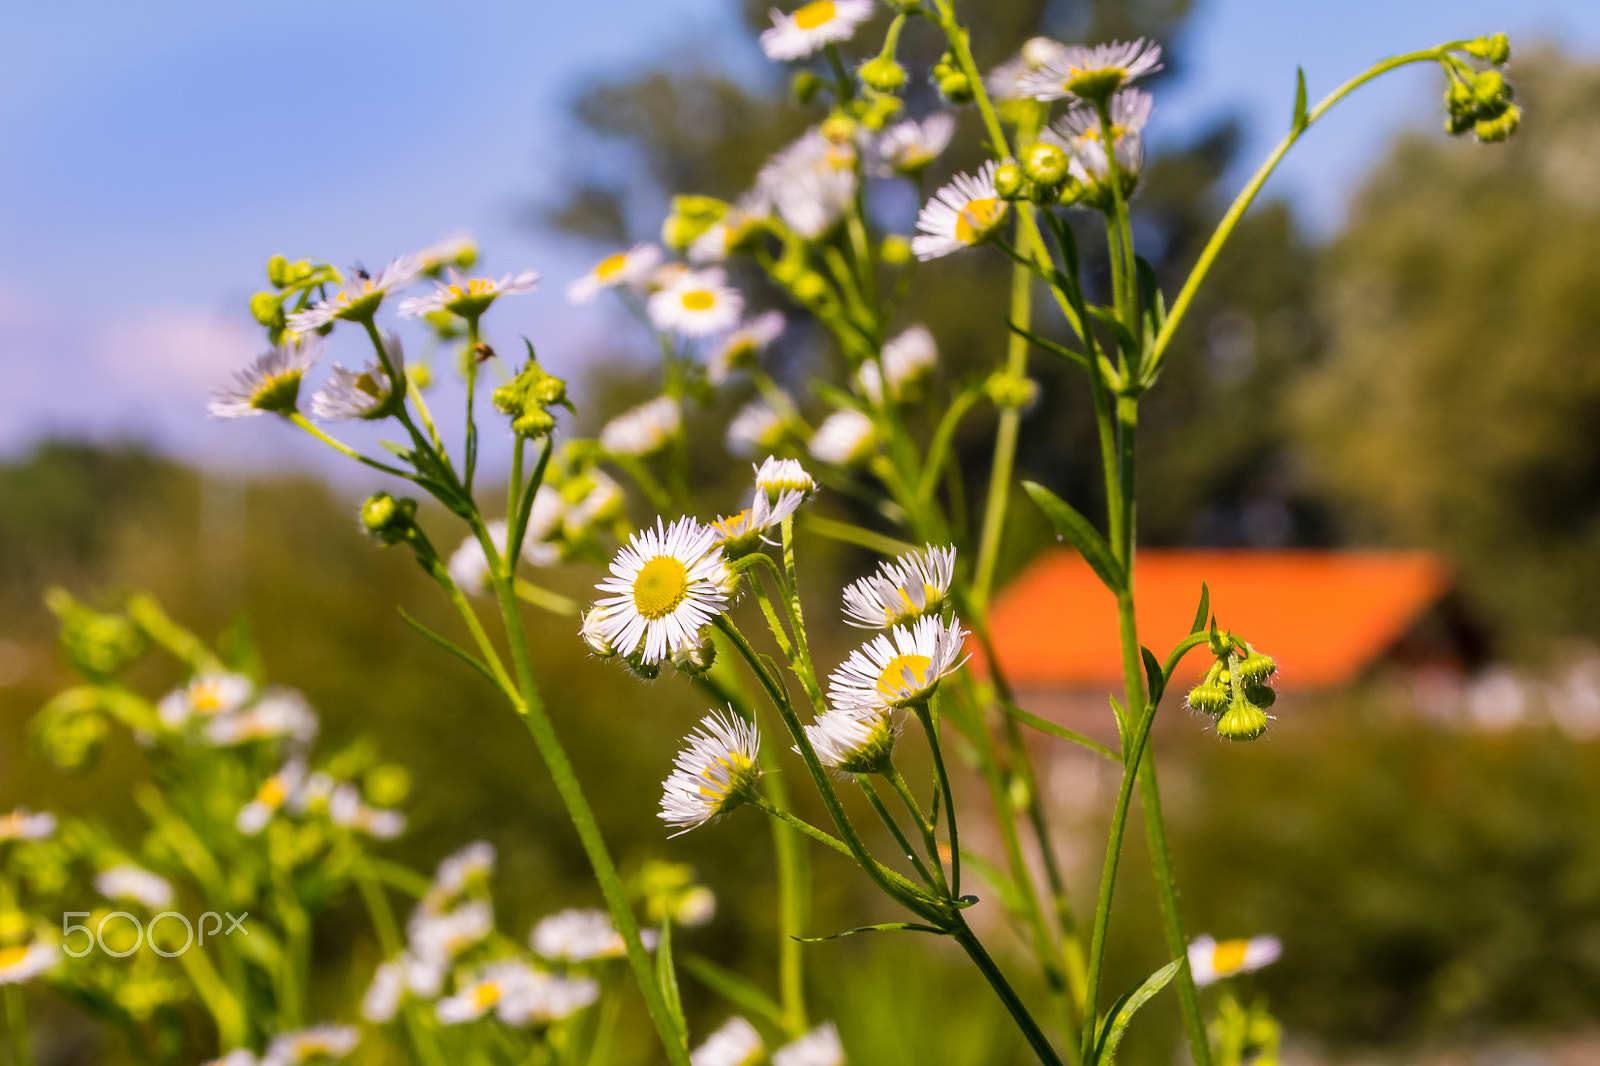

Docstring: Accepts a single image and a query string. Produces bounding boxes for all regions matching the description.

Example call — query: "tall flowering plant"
[212,4,1519,1063]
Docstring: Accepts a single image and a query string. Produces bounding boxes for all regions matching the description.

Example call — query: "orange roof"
[985,550,1450,691]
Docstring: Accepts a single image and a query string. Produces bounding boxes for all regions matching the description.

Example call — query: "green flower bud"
[1475,103,1521,143]
[793,70,824,105]
[46,589,145,679]
[365,764,412,807]
[820,114,857,144]
[938,72,974,104]
[1465,33,1511,65]
[1186,682,1230,717]
[360,492,418,546]
[625,654,661,682]
[793,271,830,303]
[1216,699,1269,741]
[35,707,109,771]
[492,350,571,439]
[1471,69,1507,109]
[266,255,292,288]
[672,634,717,677]
[984,370,1038,409]
[879,234,913,265]
[1242,682,1276,709]
[859,56,908,93]
[249,291,284,329]
[1022,142,1070,186]
[1237,651,1276,684]
[993,162,1027,201]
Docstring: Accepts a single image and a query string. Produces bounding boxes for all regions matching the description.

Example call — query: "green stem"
[860,774,943,892]
[750,794,854,860]
[951,918,1066,1066]
[3,985,29,1066]
[915,699,961,898]
[288,414,412,480]
[513,577,581,617]
[972,246,1032,606]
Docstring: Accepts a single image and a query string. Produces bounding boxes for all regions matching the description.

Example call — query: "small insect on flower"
[208,342,322,419]
[591,517,731,665]
[260,1024,360,1066]
[566,242,663,303]
[841,544,957,629]
[330,783,406,839]
[94,863,175,911]
[709,310,786,385]
[691,1015,767,1066]
[287,256,419,332]
[1046,88,1153,183]
[1188,934,1282,987]
[986,36,1069,101]
[659,711,762,835]
[0,808,55,842]
[881,325,938,396]
[398,266,540,320]
[531,908,634,963]
[759,0,875,62]
[205,688,320,747]
[828,615,968,715]
[310,331,406,421]
[773,1022,846,1066]
[237,758,307,835]
[808,409,877,465]
[911,161,1010,261]
[872,114,957,177]
[804,708,898,775]
[601,395,683,458]
[159,671,256,728]
[728,398,788,458]
[0,940,60,986]
[754,455,817,501]
[1019,38,1164,104]
[709,489,806,558]
[647,268,745,337]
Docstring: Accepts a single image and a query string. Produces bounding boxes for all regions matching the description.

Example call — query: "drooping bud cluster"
[931,51,973,104]
[491,343,571,439]
[1443,37,1519,143]
[250,255,341,343]
[1186,628,1278,742]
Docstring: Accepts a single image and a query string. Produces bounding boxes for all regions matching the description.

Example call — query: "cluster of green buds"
[359,492,443,579]
[46,589,144,681]
[492,342,572,439]
[931,50,973,104]
[1444,35,1519,142]
[662,194,730,253]
[1208,993,1283,1066]
[1186,628,1278,742]
[250,255,339,343]
[992,138,1079,206]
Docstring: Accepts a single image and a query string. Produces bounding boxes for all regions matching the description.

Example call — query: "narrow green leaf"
[1141,646,1165,710]
[1008,322,1089,370]
[794,922,946,943]
[680,953,786,1031]
[1189,582,1210,636]
[397,608,502,690]
[1109,695,1129,747]
[1293,66,1308,131]
[1000,700,1121,763]
[1022,482,1126,593]
[379,439,415,462]
[1093,959,1181,1065]
[655,921,687,1041]
[1134,255,1165,335]
[1086,305,1138,359]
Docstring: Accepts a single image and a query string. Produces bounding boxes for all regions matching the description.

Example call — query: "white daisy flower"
[590,518,731,665]
[422,841,495,914]
[709,310,786,385]
[436,959,532,1025]
[601,396,682,457]
[94,863,175,910]
[675,885,717,926]
[827,615,968,715]
[808,409,877,466]
[660,711,762,835]
[310,331,406,421]
[288,256,419,332]
[804,708,897,775]
[1048,88,1153,186]
[881,326,937,396]
[0,941,60,986]
[498,968,601,1026]
[260,1024,360,1066]
[208,342,321,419]
[408,901,494,968]
[580,606,619,659]
[289,770,336,816]
[856,361,884,406]
[841,545,956,628]
[755,130,859,240]
[985,36,1069,101]
[205,688,320,747]
[397,267,540,320]
[415,234,477,277]
[1018,39,1164,103]
[1188,934,1282,988]
[692,1016,767,1066]
[159,671,256,728]
[531,908,631,963]
[0,809,55,843]
[773,1022,845,1066]
[710,489,806,557]
[911,162,1009,261]
[329,784,406,840]
[754,456,817,500]
[203,1051,259,1066]
[727,399,788,458]
[872,114,957,177]
[759,1,874,61]
[566,243,663,303]
[236,758,307,836]
[362,959,407,1023]
[647,269,744,337]
[688,199,768,264]
[447,519,553,595]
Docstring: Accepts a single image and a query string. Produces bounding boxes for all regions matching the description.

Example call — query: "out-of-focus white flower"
[0,809,56,843]
[397,267,539,320]
[840,545,956,629]
[709,310,786,385]
[94,863,175,911]
[447,519,555,595]
[209,343,322,419]
[773,1022,845,1066]
[260,1024,360,1066]
[986,37,1069,101]
[1018,39,1164,102]
[759,1,874,61]
[502,968,601,1026]
[159,672,256,728]
[409,901,494,968]
[872,114,957,177]
[288,257,419,332]
[911,162,1008,261]
[0,940,59,986]
[601,396,682,457]
[804,709,897,775]
[329,784,405,840]
[827,616,968,715]
[856,361,884,406]
[660,711,761,835]
[564,474,623,538]
[727,399,787,458]
[688,200,768,264]
[423,841,495,914]
[808,409,876,466]
[362,959,406,1023]
[1047,88,1153,185]
[692,1016,767,1066]
[756,130,858,240]
[567,243,663,303]
[236,758,307,836]
[753,456,817,500]
[1188,934,1282,987]
[880,326,937,396]
[590,518,731,665]
[203,1051,259,1066]
[531,908,645,963]
[310,332,406,421]
[647,268,744,337]
[675,885,717,927]
[205,688,319,747]
[415,234,477,276]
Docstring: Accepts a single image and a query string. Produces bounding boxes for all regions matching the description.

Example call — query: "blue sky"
[1,0,1595,478]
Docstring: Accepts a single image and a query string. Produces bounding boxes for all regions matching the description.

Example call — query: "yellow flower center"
[954,198,1003,244]
[356,372,384,400]
[448,279,494,298]
[596,252,629,278]
[634,556,690,620]
[794,1,835,30]
[712,510,754,539]
[256,777,288,809]
[473,981,502,1009]
[876,653,933,700]
[190,681,224,713]
[680,289,717,312]
[1211,939,1251,974]
[0,946,28,970]
[888,583,940,620]
[699,753,754,804]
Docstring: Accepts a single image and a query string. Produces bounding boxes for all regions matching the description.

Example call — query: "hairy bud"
[993,162,1027,201]
[360,493,418,547]
[859,56,907,93]
[1022,142,1070,186]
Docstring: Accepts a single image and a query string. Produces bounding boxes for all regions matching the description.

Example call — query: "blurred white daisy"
[856,361,884,406]
[841,545,956,628]
[397,267,539,320]
[423,841,495,914]
[709,489,806,557]
[500,968,601,1026]
[1018,39,1163,103]
[756,130,858,240]
[361,959,407,1023]
[205,688,319,747]
[827,615,968,714]
[563,474,623,538]
[310,332,406,421]
[408,901,494,968]
[1046,88,1153,182]
[203,1052,259,1066]
[236,758,307,835]
[158,671,256,728]
[688,200,767,264]
[754,455,817,500]
[881,326,937,396]
[0,808,55,843]
[330,784,405,839]
[531,908,633,963]
[660,711,762,835]
[986,37,1069,101]
[261,1024,360,1066]
[415,234,477,277]
[94,863,174,910]
[675,885,717,926]
[208,342,321,419]
[692,1016,767,1066]
[0,941,60,986]
[911,162,1008,261]
[709,310,786,385]
[1188,934,1282,987]
[804,708,897,775]
[808,409,876,465]
[727,399,787,458]
[566,243,663,303]
[590,518,731,665]
[759,1,874,61]
[872,114,957,177]
[601,396,682,457]
[288,256,418,331]
[647,268,744,337]
[447,518,554,595]
[437,959,536,1025]
[773,1022,845,1066]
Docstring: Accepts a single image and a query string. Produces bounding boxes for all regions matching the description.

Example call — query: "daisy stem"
[463,317,481,496]
[353,854,447,1066]
[408,377,449,458]
[749,793,854,860]
[971,235,1033,606]
[1096,102,1139,346]
[287,414,412,480]
[951,916,1067,1066]
[915,696,961,898]
[2,984,30,1066]
[883,764,944,882]
[858,775,944,893]
[779,516,827,709]
[825,44,854,101]
[512,578,581,618]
